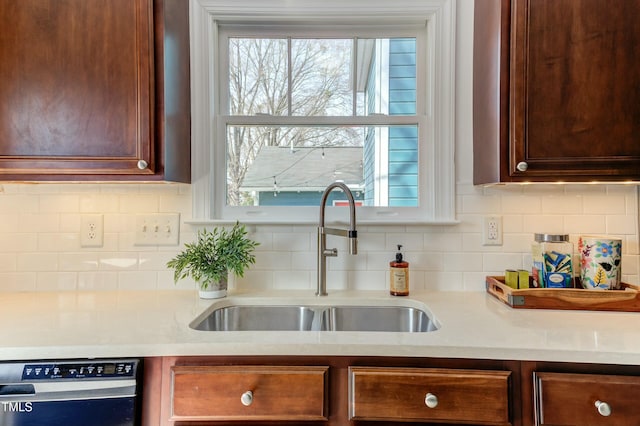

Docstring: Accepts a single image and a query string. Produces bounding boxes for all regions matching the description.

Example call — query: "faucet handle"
[323,248,338,257]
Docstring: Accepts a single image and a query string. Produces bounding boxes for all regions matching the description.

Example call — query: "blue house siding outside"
[388,38,417,206]
[361,38,417,207]
[363,49,377,206]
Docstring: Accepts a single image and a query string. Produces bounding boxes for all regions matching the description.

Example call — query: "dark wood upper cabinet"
[0,0,190,182]
[473,0,640,183]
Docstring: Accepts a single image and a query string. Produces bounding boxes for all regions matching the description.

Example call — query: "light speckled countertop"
[1,289,639,365]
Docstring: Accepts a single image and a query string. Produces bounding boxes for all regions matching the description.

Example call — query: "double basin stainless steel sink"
[190,302,439,333]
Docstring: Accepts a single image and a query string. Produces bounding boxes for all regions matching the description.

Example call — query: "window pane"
[357,38,417,117]
[290,39,353,116]
[228,37,417,118]
[226,125,418,207]
[229,38,289,116]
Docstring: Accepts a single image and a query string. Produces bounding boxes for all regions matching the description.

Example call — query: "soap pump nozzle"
[395,244,403,262]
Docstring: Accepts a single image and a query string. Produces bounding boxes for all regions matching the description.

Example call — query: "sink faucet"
[317,182,358,296]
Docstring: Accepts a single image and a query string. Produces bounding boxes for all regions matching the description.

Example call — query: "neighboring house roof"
[241,146,363,192]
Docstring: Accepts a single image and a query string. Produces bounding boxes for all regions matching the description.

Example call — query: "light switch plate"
[134,213,180,246]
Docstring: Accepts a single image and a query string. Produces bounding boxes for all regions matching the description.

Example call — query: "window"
[190,0,456,224]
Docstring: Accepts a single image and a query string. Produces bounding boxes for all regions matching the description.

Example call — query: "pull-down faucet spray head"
[317,182,358,296]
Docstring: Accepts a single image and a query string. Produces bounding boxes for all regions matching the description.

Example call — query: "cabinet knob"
[595,400,611,417]
[424,392,438,408]
[241,390,253,406]
[516,161,528,172]
[137,160,148,170]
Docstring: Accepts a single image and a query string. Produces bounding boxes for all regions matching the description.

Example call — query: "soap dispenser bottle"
[390,244,409,296]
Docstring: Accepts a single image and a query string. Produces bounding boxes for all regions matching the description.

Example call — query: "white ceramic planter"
[198,275,228,299]
[198,288,227,299]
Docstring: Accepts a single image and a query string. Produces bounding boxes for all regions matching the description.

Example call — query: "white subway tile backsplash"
[501,195,542,214]
[0,183,637,291]
[78,271,119,291]
[272,270,312,290]
[273,232,311,252]
[460,194,501,214]
[563,215,607,235]
[18,214,60,233]
[606,215,637,235]
[59,253,99,271]
[443,252,483,272]
[117,271,159,290]
[119,195,159,213]
[17,253,58,271]
[541,195,584,214]
[291,251,316,271]
[522,215,566,234]
[139,251,175,271]
[1,272,37,291]
[424,271,464,291]
[98,253,140,271]
[39,195,80,213]
[0,254,16,271]
[582,194,627,214]
[350,270,387,291]
[0,195,39,214]
[80,194,120,213]
[37,234,80,252]
[423,232,463,252]
[253,251,292,271]
[482,253,524,272]
[36,272,78,291]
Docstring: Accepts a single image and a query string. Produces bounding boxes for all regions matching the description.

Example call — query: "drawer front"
[535,372,640,425]
[349,367,511,425]
[171,365,328,421]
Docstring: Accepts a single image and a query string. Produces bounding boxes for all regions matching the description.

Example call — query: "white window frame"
[189,0,456,224]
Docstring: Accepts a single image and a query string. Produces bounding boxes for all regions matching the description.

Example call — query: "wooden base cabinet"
[171,365,328,422]
[534,372,640,426]
[148,356,518,426]
[349,367,511,425]
[144,356,640,426]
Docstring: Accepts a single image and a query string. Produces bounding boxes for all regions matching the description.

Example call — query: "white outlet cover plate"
[482,215,503,246]
[135,213,180,246]
[80,214,104,248]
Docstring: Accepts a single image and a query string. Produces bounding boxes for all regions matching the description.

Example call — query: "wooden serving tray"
[486,276,640,312]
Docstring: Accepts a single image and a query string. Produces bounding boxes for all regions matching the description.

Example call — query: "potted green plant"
[167,222,259,298]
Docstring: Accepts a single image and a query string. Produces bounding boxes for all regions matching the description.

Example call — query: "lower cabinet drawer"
[349,366,511,425]
[171,365,328,421]
[534,372,640,425]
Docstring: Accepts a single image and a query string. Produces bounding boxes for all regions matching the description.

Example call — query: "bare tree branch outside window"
[227,38,363,206]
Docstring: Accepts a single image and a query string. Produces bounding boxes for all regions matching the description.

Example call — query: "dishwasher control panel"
[22,361,136,380]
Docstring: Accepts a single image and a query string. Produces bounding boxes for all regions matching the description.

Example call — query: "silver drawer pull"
[424,392,438,408]
[516,161,528,172]
[137,160,148,170]
[595,400,611,417]
[241,390,253,406]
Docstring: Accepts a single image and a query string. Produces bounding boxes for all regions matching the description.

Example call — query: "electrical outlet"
[80,214,104,247]
[482,215,503,246]
[134,213,180,246]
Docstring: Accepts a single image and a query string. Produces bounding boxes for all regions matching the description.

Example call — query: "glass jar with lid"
[531,233,573,288]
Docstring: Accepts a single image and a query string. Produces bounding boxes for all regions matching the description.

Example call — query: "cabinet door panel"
[0,0,154,177]
[473,0,640,183]
[349,367,511,425]
[510,0,640,179]
[171,365,328,421]
[535,372,640,425]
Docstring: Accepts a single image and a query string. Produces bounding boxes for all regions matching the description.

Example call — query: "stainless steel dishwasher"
[0,359,140,426]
